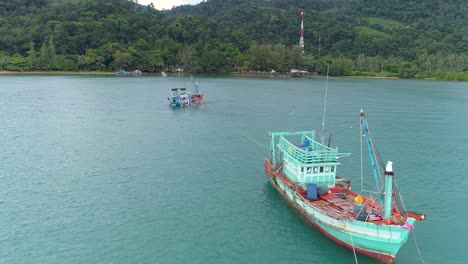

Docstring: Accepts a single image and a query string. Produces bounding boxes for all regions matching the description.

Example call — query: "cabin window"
[306,167,311,174]
[313,167,318,173]
[320,166,324,173]
[325,166,330,172]
[331,166,335,172]
[301,167,304,172]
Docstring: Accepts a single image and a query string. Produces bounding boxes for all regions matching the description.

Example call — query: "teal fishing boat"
[264,110,426,263]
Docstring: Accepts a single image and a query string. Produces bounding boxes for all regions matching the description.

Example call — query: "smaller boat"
[190,82,204,104]
[161,71,167,77]
[168,88,191,107]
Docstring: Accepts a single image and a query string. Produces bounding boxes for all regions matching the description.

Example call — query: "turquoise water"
[0,75,467,264]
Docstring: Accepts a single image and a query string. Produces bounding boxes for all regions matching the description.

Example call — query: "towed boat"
[190,82,204,104]
[264,110,425,263]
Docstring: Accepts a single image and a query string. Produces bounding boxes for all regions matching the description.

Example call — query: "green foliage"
[0,52,10,70]
[8,54,27,71]
[141,50,165,72]
[433,71,468,81]
[54,55,78,71]
[0,0,465,80]
[365,17,406,31]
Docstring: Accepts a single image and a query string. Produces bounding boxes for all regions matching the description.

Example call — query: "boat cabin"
[270,131,349,188]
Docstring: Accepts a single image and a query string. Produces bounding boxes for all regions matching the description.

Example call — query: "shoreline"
[0,70,398,79]
[228,72,401,79]
[0,70,115,75]
[1,70,462,81]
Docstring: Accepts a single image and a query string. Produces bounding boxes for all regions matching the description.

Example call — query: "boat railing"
[278,136,338,164]
[335,176,351,188]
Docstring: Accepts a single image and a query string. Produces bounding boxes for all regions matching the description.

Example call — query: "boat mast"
[360,110,384,206]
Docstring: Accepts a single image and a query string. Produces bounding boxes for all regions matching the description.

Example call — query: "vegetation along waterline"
[0,0,466,81]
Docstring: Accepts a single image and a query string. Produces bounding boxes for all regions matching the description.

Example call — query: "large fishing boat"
[264,110,426,263]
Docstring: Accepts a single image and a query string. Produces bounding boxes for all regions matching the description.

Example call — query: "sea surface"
[0,75,467,264]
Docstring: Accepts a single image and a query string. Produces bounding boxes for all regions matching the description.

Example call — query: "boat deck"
[265,159,402,224]
[311,192,360,219]
[279,174,384,221]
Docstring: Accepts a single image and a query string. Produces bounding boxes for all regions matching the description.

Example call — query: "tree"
[26,42,38,70]
[84,49,105,70]
[0,52,10,70]
[177,45,197,73]
[8,54,27,71]
[37,37,56,70]
[141,50,165,72]
[113,50,133,70]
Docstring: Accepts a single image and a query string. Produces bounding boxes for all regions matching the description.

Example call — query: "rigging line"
[392,179,407,215]
[243,135,270,150]
[365,119,385,189]
[321,64,330,145]
[412,230,426,264]
[367,124,385,170]
[373,142,386,169]
[365,122,383,167]
[360,189,381,195]
[393,179,408,212]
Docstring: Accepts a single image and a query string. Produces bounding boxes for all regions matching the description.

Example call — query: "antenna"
[288,106,296,132]
[321,64,330,145]
[299,11,304,52]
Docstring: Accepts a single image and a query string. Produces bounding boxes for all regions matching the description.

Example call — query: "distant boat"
[116,70,142,77]
[168,81,204,107]
[289,69,316,77]
[161,71,167,77]
[168,88,191,107]
[264,110,426,263]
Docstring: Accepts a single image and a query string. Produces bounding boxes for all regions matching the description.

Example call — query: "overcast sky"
[137,0,203,10]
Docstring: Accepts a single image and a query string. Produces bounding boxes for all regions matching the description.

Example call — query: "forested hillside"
[0,0,466,80]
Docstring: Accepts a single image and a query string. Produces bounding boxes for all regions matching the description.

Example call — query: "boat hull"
[191,94,204,104]
[265,160,412,264]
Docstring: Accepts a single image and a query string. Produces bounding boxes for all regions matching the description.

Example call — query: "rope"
[242,135,269,150]
[392,178,407,216]
[345,218,359,264]
[412,230,426,264]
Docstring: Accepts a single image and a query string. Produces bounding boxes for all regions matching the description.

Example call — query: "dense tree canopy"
[0,0,466,80]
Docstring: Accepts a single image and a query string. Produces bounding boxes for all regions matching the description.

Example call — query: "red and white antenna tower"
[299,11,305,51]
